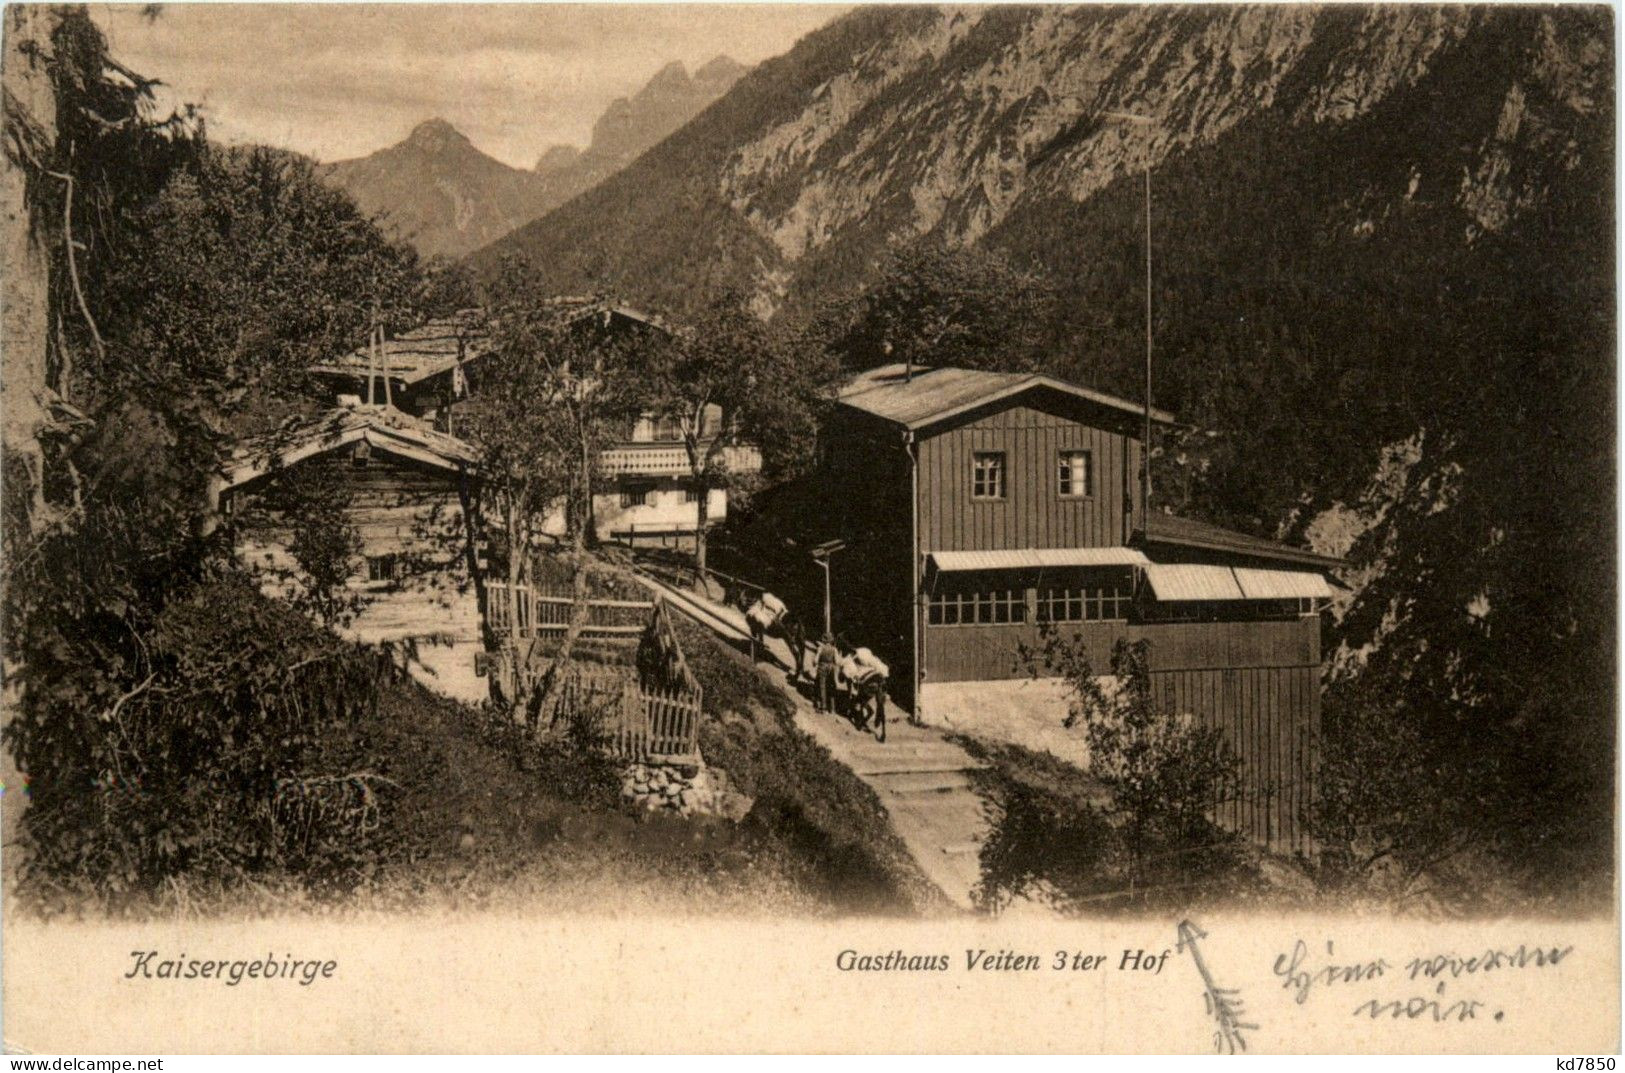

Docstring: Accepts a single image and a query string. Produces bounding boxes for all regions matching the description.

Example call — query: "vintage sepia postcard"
[0,0,1617,1057]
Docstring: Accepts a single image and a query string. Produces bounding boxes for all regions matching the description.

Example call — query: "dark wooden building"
[212,405,487,704]
[307,300,759,545]
[813,363,1342,854]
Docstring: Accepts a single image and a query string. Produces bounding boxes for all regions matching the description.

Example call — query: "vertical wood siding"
[1149,664,1320,857]
[923,614,1323,856]
[923,617,1320,682]
[916,398,1142,554]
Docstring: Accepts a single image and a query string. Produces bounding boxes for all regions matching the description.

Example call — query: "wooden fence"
[486,581,653,637]
[524,664,703,764]
[485,586,704,765]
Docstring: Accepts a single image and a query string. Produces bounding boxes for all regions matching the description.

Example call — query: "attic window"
[352,440,372,468]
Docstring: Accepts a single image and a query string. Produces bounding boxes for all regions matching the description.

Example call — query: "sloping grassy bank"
[671,614,947,916]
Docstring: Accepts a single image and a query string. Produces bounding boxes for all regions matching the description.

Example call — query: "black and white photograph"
[0,1,1616,1055]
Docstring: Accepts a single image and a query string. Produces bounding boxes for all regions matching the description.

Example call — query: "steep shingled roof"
[218,405,478,491]
[308,299,669,387]
[837,363,1176,430]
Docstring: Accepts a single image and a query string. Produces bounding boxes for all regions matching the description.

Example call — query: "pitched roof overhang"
[1138,512,1345,570]
[218,406,479,492]
[837,364,1177,431]
[929,547,1150,572]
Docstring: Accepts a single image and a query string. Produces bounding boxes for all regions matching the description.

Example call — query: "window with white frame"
[1057,449,1092,497]
[928,583,1027,626]
[1036,572,1133,623]
[972,452,1006,499]
[683,484,701,504]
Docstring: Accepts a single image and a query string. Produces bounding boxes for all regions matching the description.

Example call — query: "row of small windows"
[1142,597,1325,622]
[928,579,1134,626]
[621,483,703,508]
[971,450,1093,500]
[928,580,1325,628]
[928,587,1029,626]
[1036,580,1133,623]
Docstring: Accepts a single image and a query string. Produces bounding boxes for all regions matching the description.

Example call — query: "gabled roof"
[219,405,479,491]
[308,298,669,388]
[837,363,1176,430]
[1139,512,1344,570]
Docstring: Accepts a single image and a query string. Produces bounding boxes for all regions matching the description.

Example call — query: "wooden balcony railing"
[598,442,762,477]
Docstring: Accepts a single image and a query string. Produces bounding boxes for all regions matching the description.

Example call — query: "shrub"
[1007,627,1256,906]
[6,569,401,910]
[973,776,1112,913]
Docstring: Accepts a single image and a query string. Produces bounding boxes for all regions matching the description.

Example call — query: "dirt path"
[633,572,995,911]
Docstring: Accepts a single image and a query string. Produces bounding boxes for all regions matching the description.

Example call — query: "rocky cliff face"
[326,56,747,259]
[529,56,747,221]
[475,6,1607,320]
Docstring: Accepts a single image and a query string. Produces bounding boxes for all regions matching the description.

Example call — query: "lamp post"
[810,539,846,637]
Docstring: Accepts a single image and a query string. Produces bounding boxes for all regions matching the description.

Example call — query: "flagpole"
[1104,111,1155,533]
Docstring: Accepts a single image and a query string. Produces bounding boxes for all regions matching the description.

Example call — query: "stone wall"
[619,762,752,820]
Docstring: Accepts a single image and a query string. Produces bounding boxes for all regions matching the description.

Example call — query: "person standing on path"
[815,631,840,713]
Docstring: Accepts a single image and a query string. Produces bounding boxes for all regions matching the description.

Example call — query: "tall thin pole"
[822,558,832,637]
[1105,110,1155,534]
[1142,136,1152,533]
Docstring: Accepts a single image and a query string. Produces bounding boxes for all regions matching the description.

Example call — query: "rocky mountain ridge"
[324,55,747,258]
[473,6,1606,321]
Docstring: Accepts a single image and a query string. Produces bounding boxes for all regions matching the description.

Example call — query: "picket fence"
[535,665,703,764]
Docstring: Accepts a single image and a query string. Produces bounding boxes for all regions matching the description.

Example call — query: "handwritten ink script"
[1272,938,1574,1025]
[1178,919,1257,1054]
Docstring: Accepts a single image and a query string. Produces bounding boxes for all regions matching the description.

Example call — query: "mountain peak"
[642,60,692,93]
[695,55,746,86]
[534,144,584,175]
[404,118,472,153]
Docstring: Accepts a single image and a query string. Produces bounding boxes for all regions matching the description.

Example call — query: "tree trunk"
[694,472,710,584]
[504,502,524,706]
[556,427,593,679]
[2,6,62,536]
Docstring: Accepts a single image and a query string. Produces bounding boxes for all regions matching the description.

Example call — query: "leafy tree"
[1,11,438,905]
[820,242,1056,374]
[461,260,645,712]
[1019,629,1247,885]
[95,144,427,437]
[642,289,839,581]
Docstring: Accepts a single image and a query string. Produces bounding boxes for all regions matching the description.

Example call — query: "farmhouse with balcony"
[809,363,1343,853]
[307,299,760,547]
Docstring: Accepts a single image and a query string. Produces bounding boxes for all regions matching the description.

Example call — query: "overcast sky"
[90,3,846,169]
